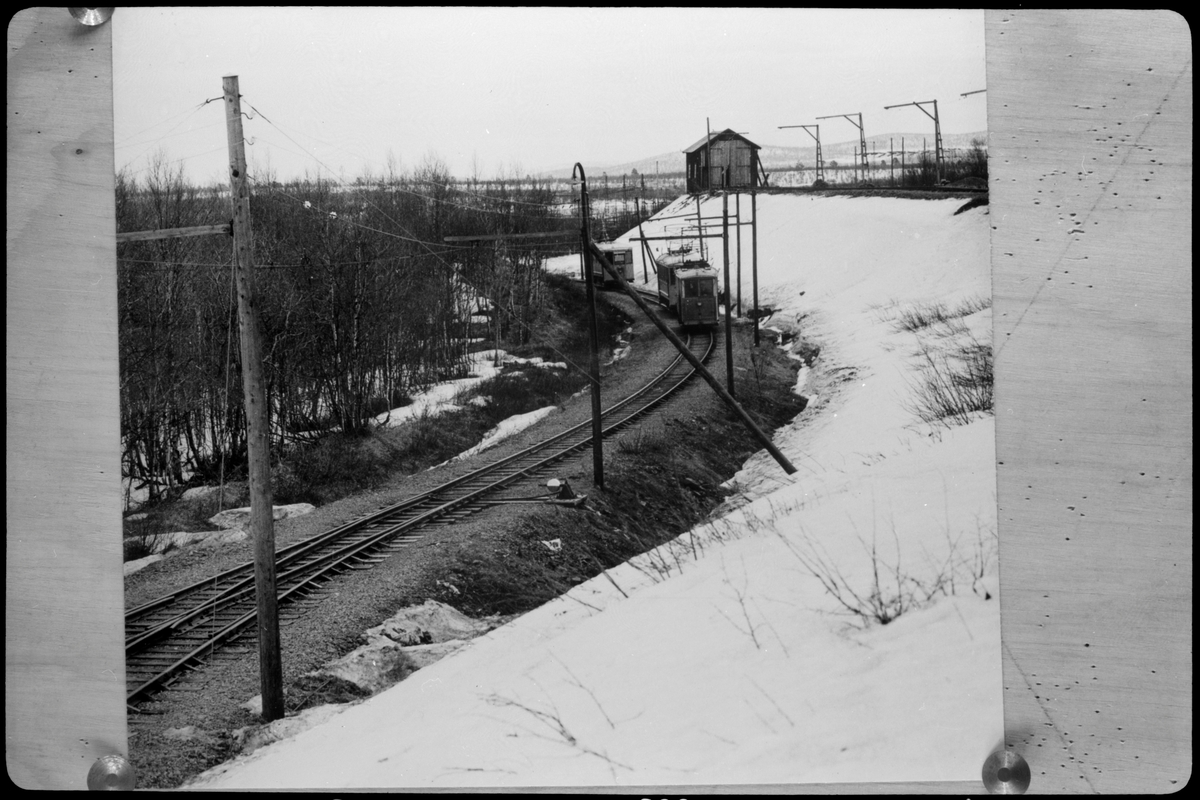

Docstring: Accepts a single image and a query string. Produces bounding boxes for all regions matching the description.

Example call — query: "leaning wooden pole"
[223,75,284,723]
[589,242,796,476]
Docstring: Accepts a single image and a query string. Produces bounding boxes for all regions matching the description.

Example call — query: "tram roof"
[675,266,719,280]
[657,252,709,269]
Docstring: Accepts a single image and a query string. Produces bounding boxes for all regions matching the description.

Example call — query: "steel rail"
[126,331,714,704]
[125,325,698,641]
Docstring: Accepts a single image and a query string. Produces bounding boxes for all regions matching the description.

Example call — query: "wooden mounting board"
[5,8,1190,791]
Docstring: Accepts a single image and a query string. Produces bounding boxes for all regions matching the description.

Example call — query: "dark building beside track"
[684,129,763,193]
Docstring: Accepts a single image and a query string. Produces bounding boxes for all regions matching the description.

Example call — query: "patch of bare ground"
[125,286,808,788]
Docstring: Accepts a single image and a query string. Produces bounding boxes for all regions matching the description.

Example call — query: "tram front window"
[698,279,715,297]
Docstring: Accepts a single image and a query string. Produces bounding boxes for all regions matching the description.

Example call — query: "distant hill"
[539,131,988,178]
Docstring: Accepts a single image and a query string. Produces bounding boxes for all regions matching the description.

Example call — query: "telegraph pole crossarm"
[443,231,574,243]
[116,223,232,244]
[630,233,726,242]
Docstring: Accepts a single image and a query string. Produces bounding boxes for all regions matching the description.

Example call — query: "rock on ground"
[231,704,351,757]
[208,503,316,531]
[151,529,248,554]
[307,601,496,694]
[123,554,164,576]
[364,599,496,646]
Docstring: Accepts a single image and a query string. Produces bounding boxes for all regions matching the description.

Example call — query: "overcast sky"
[113,8,986,185]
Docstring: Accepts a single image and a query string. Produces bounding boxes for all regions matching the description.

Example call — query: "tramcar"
[588,243,636,287]
[654,252,721,329]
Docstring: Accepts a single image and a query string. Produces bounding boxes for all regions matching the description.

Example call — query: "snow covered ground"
[191,192,999,789]
[371,350,565,428]
[441,405,558,464]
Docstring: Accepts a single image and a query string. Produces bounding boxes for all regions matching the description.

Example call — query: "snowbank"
[372,351,567,429]
[444,406,557,463]
[190,193,999,790]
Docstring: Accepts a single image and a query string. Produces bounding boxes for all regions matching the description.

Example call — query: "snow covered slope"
[191,192,999,789]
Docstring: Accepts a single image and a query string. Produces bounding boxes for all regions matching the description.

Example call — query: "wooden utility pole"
[639,221,650,283]
[751,190,760,348]
[223,75,283,723]
[735,193,742,316]
[722,193,734,398]
[574,164,604,489]
[706,117,712,192]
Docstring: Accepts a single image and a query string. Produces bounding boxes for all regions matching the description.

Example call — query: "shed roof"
[683,128,761,154]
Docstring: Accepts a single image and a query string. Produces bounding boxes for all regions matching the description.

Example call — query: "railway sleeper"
[128,657,200,667]
[121,334,712,700]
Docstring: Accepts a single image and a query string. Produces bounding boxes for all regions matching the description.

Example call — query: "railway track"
[124,328,715,706]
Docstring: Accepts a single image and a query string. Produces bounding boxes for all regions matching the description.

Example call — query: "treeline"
[892,137,988,188]
[116,153,579,507]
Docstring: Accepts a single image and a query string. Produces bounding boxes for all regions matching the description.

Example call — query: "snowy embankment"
[191,193,1000,789]
[371,349,565,428]
[441,406,558,464]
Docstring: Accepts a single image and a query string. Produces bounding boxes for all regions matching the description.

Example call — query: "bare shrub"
[616,428,669,456]
[949,295,991,318]
[892,296,990,333]
[774,520,997,628]
[907,336,993,428]
[123,530,166,562]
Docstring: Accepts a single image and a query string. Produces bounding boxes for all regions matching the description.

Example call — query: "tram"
[588,243,636,287]
[654,251,721,329]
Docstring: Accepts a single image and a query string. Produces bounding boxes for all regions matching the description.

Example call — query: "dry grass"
[123,296,810,789]
[907,336,994,428]
[773,518,998,628]
[891,295,991,333]
[420,341,808,619]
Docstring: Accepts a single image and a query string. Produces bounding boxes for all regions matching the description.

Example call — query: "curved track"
[125,328,714,705]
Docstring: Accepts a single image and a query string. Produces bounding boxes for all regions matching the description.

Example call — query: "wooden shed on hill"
[684,129,764,193]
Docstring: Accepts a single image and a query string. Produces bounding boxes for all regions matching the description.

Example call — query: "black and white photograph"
[16,8,1190,794]
[109,8,999,789]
